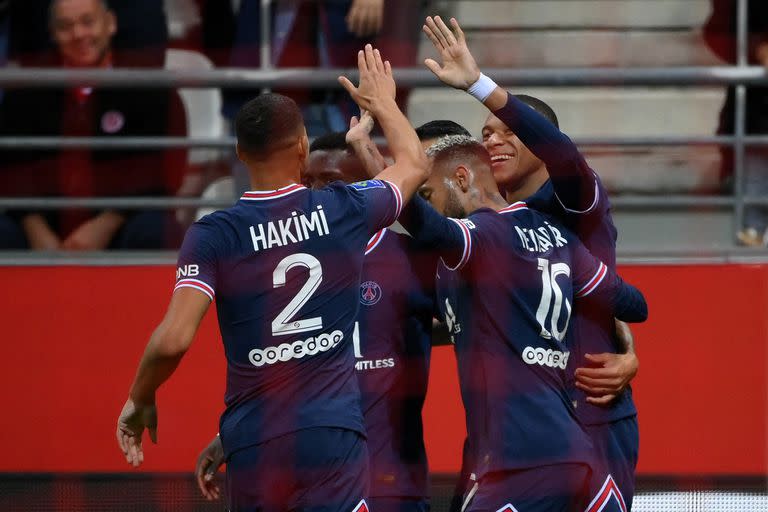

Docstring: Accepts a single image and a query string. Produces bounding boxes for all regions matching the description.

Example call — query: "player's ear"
[454,166,471,193]
[298,132,309,162]
[235,143,247,165]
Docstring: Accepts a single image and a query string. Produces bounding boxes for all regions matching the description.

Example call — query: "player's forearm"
[491,92,595,211]
[614,319,636,354]
[399,195,465,266]
[370,98,428,178]
[349,137,387,178]
[611,281,648,323]
[128,323,192,404]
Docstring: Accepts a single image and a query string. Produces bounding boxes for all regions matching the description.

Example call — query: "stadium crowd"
[0,0,765,251]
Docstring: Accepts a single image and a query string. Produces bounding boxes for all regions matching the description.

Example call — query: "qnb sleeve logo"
[522,346,570,370]
[248,330,344,367]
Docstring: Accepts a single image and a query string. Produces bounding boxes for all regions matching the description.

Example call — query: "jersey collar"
[241,184,307,201]
[498,201,528,214]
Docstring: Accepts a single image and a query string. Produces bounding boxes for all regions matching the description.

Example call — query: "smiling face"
[50,0,116,68]
[481,113,543,194]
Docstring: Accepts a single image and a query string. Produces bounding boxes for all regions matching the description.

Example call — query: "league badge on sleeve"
[350,180,386,191]
[360,281,382,306]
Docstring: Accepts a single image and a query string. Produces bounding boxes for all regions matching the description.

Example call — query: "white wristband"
[467,73,498,102]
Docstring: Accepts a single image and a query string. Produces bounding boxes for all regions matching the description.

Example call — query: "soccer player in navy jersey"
[115,44,430,511]
[400,135,646,511]
[193,131,438,512]
[423,16,642,511]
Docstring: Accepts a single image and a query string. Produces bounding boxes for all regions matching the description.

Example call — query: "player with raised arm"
[423,16,642,511]
[115,44,429,511]
[400,136,647,511]
[194,131,438,512]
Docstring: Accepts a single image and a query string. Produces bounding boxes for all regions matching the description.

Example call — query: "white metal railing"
[0,0,758,251]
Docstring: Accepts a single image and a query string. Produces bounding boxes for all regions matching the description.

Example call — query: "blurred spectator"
[8,0,168,67]
[223,0,426,192]
[0,0,187,250]
[704,0,768,246]
[222,0,424,124]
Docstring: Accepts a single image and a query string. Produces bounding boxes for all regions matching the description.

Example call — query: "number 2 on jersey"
[535,258,572,342]
[272,253,323,336]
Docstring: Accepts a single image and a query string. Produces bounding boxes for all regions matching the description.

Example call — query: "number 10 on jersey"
[535,258,573,342]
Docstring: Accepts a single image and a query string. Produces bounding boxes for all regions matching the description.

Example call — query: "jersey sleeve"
[571,240,648,323]
[174,220,220,302]
[344,179,404,235]
[399,195,480,271]
[492,93,599,213]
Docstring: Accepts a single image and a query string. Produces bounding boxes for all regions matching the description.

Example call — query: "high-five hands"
[423,16,481,91]
[346,110,375,145]
[338,44,396,114]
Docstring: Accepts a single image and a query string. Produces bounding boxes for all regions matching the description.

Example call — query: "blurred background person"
[0,0,187,250]
[222,0,427,193]
[704,0,768,246]
[7,0,168,67]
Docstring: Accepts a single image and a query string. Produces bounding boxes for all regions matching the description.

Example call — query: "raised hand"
[423,16,481,90]
[338,44,396,114]
[346,110,375,145]
[116,398,158,468]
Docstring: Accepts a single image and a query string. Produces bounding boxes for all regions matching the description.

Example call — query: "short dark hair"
[235,93,304,156]
[513,94,559,129]
[309,132,350,153]
[415,120,471,141]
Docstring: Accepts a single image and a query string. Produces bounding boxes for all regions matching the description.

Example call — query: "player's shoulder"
[188,209,238,246]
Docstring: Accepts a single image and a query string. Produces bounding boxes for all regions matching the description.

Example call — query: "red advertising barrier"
[0,264,765,474]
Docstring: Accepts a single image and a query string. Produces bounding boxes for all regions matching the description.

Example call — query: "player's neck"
[247,159,303,191]
[469,184,510,212]
[504,166,549,203]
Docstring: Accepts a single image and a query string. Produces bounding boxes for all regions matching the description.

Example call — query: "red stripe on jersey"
[365,229,387,255]
[446,218,472,270]
[175,278,215,300]
[383,180,404,218]
[577,262,607,298]
[241,184,306,200]
[352,499,369,512]
[499,201,528,214]
[585,475,627,512]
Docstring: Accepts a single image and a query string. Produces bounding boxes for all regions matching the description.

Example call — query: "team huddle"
[116,17,648,512]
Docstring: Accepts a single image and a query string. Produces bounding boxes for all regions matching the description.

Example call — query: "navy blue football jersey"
[494,94,633,425]
[174,180,404,457]
[405,196,646,477]
[355,228,435,499]
[527,179,635,425]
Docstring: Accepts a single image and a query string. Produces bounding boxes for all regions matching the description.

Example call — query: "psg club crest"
[360,281,382,306]
[101,110,125,134]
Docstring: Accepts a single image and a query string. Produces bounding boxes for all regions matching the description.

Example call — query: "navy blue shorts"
[368,497,430,512]
[226,427,369,512]
[463,464,591,512]
[584,415,639,512]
